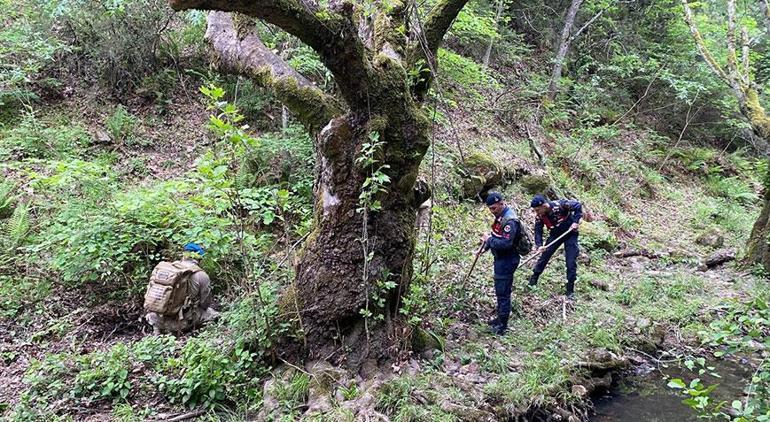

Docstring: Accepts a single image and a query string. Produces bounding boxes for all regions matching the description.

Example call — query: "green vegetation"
[3,0,770,420]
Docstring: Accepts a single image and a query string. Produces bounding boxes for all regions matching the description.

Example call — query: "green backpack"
[502,215,532,256]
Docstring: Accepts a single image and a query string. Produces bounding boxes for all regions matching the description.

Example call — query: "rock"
[695,230,724,249]
[458,152,505,199]
[589,279,609,291]
[627,256,650,270]
[412,327,443,353]
[636,318,651,330]
[359,359,378,379]
[578,252,592,266]
[704,249,736,268]
[571,384,588,398]
[519,173,550,194]
[439,400,495,420]
[304,361,348,417]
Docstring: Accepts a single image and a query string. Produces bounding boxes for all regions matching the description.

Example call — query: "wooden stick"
[521,227,575,265]
[461,243,485,290]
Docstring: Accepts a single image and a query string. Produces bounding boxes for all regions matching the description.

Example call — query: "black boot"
[528,274,539,288]
[490,317,508,335]
[487,317,500,327]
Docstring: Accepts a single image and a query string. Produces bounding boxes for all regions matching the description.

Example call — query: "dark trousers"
[532,228,579,295]
[493,255,520,327]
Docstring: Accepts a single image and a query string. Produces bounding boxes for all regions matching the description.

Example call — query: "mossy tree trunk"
[682,0,770,271]
[169,0,466,361]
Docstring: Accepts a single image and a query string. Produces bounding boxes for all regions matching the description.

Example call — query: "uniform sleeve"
[487,220,518,251]
[534,217,544,247]
[564,199,583,223]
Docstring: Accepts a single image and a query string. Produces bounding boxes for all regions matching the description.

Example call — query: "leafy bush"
[437,48,499,102]
[0,113,90,160]
[105,105,137,144]
[73,344,132,402]
[53,0,181,94]
[705,175,758,204]
[0,0,66,113]
[156,337,262,408]
[36,178,238,285]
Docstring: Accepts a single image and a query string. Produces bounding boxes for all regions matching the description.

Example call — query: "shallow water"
[591,360,749,422]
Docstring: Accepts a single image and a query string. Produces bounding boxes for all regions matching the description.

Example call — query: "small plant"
[73,343,132,402]
[156,337,262,408]
[105,105,137,144]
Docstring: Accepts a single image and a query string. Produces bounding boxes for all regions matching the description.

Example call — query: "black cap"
[530,194,547,208]
[486,191,503,206]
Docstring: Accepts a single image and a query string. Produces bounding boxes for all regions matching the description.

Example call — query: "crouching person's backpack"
[143,261,202,318]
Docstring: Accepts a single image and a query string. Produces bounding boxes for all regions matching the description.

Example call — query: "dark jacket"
[485,206,520,258]
[534,199,582,247]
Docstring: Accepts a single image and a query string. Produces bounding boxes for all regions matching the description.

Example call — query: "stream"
[591,359,750,421]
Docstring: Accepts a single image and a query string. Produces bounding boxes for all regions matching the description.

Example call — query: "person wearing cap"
[478,191,521,335]
[145,243,218,334]
[528,195,582,300]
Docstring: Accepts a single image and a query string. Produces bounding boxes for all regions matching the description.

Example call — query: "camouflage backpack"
[143,261,202,317]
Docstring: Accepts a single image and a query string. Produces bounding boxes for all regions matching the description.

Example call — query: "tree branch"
[170,0,374,110]
[681,0,731,85]
[726,0,740,79]
[421,0,471,57]
[206,12,341,133]
[408,0,470,100]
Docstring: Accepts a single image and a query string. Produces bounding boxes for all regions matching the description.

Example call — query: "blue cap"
[485,192,503,206]
[530,194,547,208]
[184,242,205,257]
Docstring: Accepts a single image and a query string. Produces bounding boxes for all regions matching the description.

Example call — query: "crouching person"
[144,243,219,335]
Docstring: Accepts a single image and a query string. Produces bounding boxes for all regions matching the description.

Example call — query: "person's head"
[485,191,505,216]
[183,242,205,261]
[530,194,550,216]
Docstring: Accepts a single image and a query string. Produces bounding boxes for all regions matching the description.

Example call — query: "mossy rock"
[461,175,486,199]
[695,229,724,249]
[519,174,550,195]
[458,152,505,199]
[465,152,504,186]
[412,327,444,353]
[579,221,617,252]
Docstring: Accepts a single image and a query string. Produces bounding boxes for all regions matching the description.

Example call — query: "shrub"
[156,337,263,408]
[73,344,132,402]
[0,0,66,114]
[53,0,180,94]
[0,113,90,160]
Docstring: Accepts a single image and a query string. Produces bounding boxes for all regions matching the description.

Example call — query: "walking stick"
[520,226,575,266]
[461,243,485,290]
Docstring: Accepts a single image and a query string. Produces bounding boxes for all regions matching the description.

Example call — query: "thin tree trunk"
[482,0,505,67]
[759,0,770,37]
[546,0,583,101]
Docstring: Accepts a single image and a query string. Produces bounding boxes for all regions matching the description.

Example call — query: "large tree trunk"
[745,183,770,269]
[291,107,430,363]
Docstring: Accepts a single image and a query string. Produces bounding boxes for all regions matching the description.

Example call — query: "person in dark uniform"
[478,192,521,335]
[528,194,582,300]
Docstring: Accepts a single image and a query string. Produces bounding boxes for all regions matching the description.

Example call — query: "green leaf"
[668,378,687,389]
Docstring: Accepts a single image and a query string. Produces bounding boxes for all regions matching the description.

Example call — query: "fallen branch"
[613,249,664,259]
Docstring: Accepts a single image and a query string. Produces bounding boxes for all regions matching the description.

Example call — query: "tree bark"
[546,0,582,101]
[482,0,504,68]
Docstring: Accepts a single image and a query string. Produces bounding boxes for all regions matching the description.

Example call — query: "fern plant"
[0,200,30,272]
[0,181,16,219]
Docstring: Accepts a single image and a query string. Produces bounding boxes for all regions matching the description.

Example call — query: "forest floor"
[1,81,768,421]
